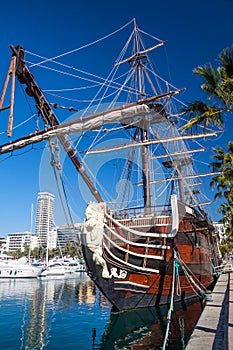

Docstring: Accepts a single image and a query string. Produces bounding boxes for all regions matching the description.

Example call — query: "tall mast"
[134,19,151,212]
[10,45,103,203]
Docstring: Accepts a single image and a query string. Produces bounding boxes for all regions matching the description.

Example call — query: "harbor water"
[0,273,204,349]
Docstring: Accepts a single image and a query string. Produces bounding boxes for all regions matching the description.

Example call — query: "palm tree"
[210,142,233,201]
[62,241,83,258]
[182,46,233,250]
[209,143,233,245]
[182,45,233,132]
[63,241,72,256]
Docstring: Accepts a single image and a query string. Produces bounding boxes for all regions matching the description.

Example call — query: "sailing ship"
[0,20,220,310]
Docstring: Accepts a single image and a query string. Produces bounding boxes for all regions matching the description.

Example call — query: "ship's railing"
[108,204,172,228]
[104,220,171,246]
[101,203,176,273]
[102,240,161,274]
[107,216,172,228]
[102,218,170,274]
[102,226,166,274]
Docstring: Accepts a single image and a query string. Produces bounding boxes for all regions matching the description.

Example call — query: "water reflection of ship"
[77,278,110,308]
[96,297,204,350]
[77,278,96,305]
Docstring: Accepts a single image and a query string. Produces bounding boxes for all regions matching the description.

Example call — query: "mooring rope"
[162,250,176,350]
[175,252,212,301]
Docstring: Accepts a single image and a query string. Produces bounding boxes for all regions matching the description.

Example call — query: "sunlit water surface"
[0,274,204,349]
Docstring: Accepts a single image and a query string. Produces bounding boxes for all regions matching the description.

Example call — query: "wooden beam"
[8,55,16,137]
[0,55,17,137]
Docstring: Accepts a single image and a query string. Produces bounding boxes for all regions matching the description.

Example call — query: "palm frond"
[218,46,233,78]
[182,101,223,131]
[193,64,220,92]
[182,46,233,132]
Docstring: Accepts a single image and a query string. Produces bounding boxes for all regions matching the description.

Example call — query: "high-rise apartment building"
[35,192,55,245]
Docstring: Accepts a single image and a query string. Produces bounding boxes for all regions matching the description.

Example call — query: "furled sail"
[0,104,151,155]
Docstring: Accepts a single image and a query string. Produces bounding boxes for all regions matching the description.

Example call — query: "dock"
[186,267,233,349]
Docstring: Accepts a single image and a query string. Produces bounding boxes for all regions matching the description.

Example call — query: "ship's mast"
[133,19,151,212]
[115,21,166,212]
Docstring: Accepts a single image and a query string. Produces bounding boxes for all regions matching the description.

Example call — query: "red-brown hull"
[81,205,219,311]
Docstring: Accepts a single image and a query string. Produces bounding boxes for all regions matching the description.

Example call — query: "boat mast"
[9,45,103,203]
[133,19,151,212]
[114,20,164,212]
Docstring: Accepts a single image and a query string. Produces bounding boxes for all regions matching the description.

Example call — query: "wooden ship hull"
[81,199,219,311]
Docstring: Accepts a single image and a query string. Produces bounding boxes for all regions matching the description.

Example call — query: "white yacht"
[38,262,66,278]
[59,258,86,273]
[0,257,42,278]
[37,257,86,278]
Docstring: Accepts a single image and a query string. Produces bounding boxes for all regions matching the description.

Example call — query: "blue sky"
[0,0,232,236]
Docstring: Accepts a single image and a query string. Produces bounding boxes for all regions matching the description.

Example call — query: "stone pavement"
[186,271,232,349]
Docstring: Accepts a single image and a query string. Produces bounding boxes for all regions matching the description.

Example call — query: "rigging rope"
[178,317,186,350]
[48,138,77,229]
[138,27,164,43]
[49,139,70,225]
[176,251,212,300]
[80,30,135,115]
[50,102,78,112]
[27,19,134,68]
[162,250,176,350]
[0,113,37,136]
[46,86,125,104]
[26,59,140,100]
[175,255,181,296]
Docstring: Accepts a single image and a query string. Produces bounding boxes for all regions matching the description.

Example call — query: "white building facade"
[47,228,57,250]
[213,222,227,243]
[6,231,39,252]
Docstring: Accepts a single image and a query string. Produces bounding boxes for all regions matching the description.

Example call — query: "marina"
[0,6,232,349]
[0,269,232,349]
[0,20,221,312]
[0,272,205,349]
[0,273,111,350]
